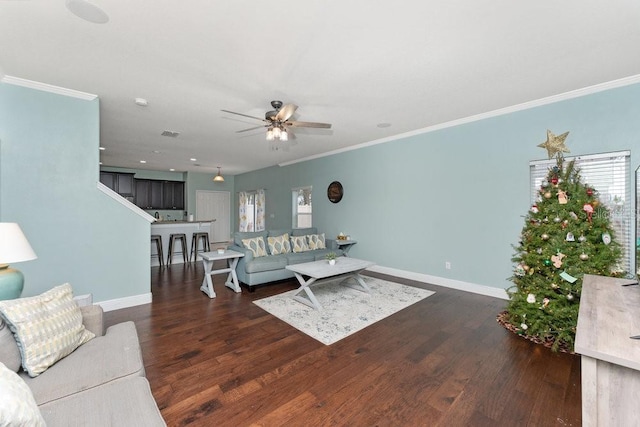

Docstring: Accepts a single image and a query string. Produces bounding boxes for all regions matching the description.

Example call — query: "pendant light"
[213,166,224,182]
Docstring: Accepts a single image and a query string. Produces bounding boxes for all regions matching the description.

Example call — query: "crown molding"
[1,75,97,100]
[279,74,640,167]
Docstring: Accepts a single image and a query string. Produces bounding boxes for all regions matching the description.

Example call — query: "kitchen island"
[151,221,214,266]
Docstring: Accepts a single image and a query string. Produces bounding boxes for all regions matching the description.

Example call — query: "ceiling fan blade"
[237,124,268,133]
[221,109,267,122]
[275,104,298,122]
[287,120,332,129]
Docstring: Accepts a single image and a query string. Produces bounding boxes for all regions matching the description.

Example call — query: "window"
[530,150,631,273]
[292,186,312,228]
[244,191,257,231]
[239,189,265,232]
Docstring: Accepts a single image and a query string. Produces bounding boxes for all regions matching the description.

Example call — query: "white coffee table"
[200,250,245,298]
[285,257,375,310]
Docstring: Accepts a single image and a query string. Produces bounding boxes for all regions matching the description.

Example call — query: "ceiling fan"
[222,100,331,142]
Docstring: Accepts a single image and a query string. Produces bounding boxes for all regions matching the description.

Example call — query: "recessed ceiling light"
[134,98,148,107]
[140,160,147,164]
[65,0,109,24]
[99,146,106,151]
[190,158,197,162]
[377,122,392,128]
[169,168,175,172]
[152,150,161,154]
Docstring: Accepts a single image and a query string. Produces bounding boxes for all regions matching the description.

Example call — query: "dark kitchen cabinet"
[134,179,164,210]
[100,172,134,197]
[134,179,183,210]
[163,181,185,210]
[99,172,115,191]
[116,174,134,196]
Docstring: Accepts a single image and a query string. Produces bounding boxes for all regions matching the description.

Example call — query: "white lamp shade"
[0,223,37,264]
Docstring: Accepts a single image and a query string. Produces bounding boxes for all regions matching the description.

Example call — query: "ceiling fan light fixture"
[266,127,275,141]
[213,166,224,182]
[223,101,331,145]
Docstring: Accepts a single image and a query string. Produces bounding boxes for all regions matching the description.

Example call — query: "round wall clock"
[327,181,343,203]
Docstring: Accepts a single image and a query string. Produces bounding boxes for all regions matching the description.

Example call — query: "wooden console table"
[575,274,640,426]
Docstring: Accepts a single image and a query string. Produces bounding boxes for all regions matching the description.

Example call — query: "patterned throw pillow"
[0,362,46,426]
[268,233,291,255]
[291,235,310,253]
[307,233,326,250]
[241,236,268,257]
[0,283,95,377]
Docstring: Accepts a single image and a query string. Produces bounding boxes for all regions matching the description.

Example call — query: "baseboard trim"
[367,265,509,300]
[97,293,153,312]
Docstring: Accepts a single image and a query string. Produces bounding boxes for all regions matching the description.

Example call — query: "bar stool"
[167,233,188,265]
[190,232,211,262]
[150,234,164,267]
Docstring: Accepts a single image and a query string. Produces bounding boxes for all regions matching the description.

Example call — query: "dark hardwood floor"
[105,262,581,426]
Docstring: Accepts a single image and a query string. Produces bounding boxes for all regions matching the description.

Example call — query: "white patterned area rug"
[253,277,435,345]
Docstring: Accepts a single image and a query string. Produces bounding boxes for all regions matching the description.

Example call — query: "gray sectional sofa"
[228,227,343,290]
[0,303,165,426]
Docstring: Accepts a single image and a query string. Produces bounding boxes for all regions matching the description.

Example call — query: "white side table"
[200,250,245,298]
[335,240,357,256]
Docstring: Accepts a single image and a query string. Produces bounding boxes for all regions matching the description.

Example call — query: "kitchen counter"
[151,221,213,266]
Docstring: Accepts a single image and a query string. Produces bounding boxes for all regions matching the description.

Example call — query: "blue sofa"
[227,227,343,290]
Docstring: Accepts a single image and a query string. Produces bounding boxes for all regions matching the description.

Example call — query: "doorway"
[195,190,230,243]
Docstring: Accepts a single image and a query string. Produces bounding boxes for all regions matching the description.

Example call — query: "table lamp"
[0,223,37,300]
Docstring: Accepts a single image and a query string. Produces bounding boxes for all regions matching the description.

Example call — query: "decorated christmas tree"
[500,130,623,352]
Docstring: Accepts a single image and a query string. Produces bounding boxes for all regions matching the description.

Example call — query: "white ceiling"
[2,0,640,176]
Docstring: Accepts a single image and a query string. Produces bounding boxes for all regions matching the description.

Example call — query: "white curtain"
[238,191,249,232]
[256,189,266,231]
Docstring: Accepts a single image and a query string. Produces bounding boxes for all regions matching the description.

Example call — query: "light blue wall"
[235,82,640,290]
[0,83,151,301]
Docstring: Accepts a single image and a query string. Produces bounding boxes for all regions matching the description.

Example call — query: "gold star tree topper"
[538,129,570,159]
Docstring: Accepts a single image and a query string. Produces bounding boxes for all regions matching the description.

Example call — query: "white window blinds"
[530,151,631,273]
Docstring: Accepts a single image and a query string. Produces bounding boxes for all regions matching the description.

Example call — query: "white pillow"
[306,233,326,250]
[290,235,310,253]
[0,362,46,426]
[0,283,95,377]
